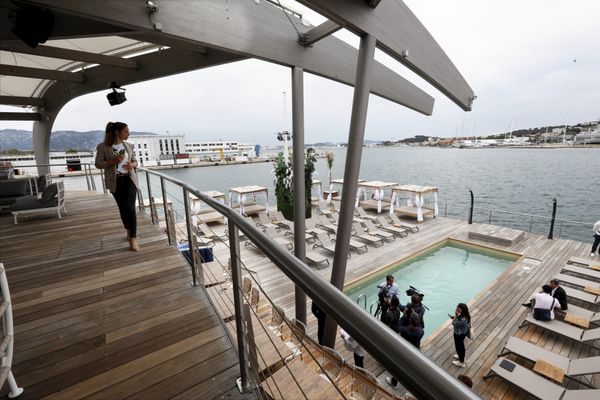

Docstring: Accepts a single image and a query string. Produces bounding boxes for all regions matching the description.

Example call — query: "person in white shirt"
[378,275,401,323]
[532,285,561,320]
[591,220,600,257]
[340,328,366,368]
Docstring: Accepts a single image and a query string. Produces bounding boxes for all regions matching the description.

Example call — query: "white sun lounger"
[270,211,291,229]
[352,223,384,247]
[562,264,600,280]
[363,220,395,242]
[519,315,600,349]
[305,218,330,237]
[500,337,600,385]
[355,207,378,221]
[256,212,280,231]
[485,357,600,400]
[316,214,338,234]
[376,217,409,237]
[388,213,419,233]
[563,286,600,306]
[569,257,600,268]
[304,250,329,269]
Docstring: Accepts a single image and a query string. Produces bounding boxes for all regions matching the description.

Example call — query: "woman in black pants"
[450,303,471,368]
[95,122,140,251]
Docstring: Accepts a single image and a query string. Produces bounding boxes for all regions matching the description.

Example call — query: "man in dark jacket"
[550,278,568,310]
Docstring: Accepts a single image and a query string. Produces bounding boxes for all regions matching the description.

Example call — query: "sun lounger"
[519,315,600,350]
[305,218,330,236]
[316,214,338,234]
[317,201,336,218]
[191,225,216,247]
[257,212,281,231]
[500,337,600,386]
[304,250,329,269]
[355,207,378,221]
[485,357,600,400]
[526,291,600,323]
[562,264,600,280]
[563,286,600,306]
[376,217,408,237]
[363,220,395,242]
[569,257,600,268]
[312,233,354,258]
[270,211,291,229]
[197,223,227,241]
[388,213,419,233]
[556,273,600,290]
[245,227,293,251]
[352,222,384,247]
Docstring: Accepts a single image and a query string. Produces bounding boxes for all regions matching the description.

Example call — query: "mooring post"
[468,190,474,224]
[548,198,557,239]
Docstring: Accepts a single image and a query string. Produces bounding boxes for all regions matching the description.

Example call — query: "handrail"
[139,167,479,400]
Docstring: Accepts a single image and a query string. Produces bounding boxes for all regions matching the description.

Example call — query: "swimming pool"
[345,240,519,339]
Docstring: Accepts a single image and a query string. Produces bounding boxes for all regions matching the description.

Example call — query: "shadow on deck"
[0,191,252,399]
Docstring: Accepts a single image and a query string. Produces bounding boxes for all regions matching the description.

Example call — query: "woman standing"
[450,303,471,368]
[95,122,140,251]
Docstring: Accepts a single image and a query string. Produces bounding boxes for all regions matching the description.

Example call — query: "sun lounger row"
[519,315,600,350]
[562,264,600,280]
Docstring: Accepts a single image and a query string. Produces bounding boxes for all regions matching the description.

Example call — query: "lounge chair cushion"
[561,389,600,400]
[11,196,58,211]
[0,179,28,197]
[41,183,58,203]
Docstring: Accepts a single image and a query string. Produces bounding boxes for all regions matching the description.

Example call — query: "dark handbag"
[533,298,555,321]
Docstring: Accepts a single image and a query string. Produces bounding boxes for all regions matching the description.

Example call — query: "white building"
[0,152,95,175]
[127,134,187,166]
[185,141,257,161]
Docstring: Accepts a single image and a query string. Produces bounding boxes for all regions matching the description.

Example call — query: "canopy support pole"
[323,34,376,348]
[292,66,307,324]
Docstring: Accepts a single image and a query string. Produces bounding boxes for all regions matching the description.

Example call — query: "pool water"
[345,241,518,339]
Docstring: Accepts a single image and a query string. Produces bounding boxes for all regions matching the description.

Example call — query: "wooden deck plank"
[0,191,241,400]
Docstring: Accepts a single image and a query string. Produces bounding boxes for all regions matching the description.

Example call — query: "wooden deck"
[201,210,599,399]
[0,192,251,400]
[468,224,525,246]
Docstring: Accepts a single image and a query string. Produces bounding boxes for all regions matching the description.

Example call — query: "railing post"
[488,209,493,225]
[84,163,91,191]
[529,215,534,232]
[145,171,156,224]
[183,188,198,286]
[548,198,557,239]
[227,220,250,393]
[100,169,107,194]
[89,164,97,191]
[468,190,474,224]
[160,176,173,245]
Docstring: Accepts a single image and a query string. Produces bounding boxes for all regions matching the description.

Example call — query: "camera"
[406,286,425,302]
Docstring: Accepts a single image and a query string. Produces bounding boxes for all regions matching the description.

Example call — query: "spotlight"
[106,82,127,106]
[9,5,54,49]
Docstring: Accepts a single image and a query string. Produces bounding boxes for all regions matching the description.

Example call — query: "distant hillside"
[0,129,157,152]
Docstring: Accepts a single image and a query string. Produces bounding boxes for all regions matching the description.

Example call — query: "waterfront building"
[0,151,94,174]
[185,141,258,161]
[127,134,186,166]
[575,126,600,144]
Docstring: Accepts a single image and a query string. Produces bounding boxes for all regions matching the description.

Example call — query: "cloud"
[1,0,598,143]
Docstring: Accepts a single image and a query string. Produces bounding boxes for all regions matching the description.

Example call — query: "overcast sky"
[1,0,599,145]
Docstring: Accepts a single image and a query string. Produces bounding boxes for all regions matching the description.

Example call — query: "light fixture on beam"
[106,82,127,106]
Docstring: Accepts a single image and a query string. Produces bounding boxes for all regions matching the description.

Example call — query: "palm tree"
[325,151,334,190]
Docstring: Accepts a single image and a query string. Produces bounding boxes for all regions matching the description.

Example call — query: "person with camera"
[385,295,402,332]
[378,275,401,323]
[386,313,424,389]
[400,293,426,328]
[450,303,471,367]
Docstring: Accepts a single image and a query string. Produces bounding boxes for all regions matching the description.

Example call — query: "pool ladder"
[356,294,380,317]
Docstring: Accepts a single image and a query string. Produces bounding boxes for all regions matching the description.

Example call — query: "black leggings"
[354,354,364,369]
[454,333,467,362]
[593,234,600,253]
[112,176,137,238]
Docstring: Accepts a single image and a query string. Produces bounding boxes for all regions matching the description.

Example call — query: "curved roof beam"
[18,0,434,115]
[297,0,476,110]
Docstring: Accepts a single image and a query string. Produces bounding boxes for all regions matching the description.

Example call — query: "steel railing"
[138,167,478,400]
[8,163,102,192]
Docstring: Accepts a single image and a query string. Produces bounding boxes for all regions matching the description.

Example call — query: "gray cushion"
[10,196,57,211]
[0,180,28,197]
[41,183,58,203]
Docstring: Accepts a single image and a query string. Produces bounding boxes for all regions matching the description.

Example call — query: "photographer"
[400,293,426,329]
[378,275,401,323]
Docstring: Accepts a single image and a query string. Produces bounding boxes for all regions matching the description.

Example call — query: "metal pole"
[183,188,198,286]
[444,203,448,218]
[84,163,91,191]
[227,220,250,393]
[292,66,307,324]
[145,171,156,224]
[468,190,474,224]
[488,210,493,225]
[529,215,534,232]
[100,169,107,194]
[89,164,97,191]
[548,198,557,239]
[160,176,173,245]
[324,34,376,348]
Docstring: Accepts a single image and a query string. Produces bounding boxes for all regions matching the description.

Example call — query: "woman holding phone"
[450,303,471,368]
[95,121,140,251]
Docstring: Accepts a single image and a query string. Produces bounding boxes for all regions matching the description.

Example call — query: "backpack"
[466,321,476,340]
[533,298,555,321]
